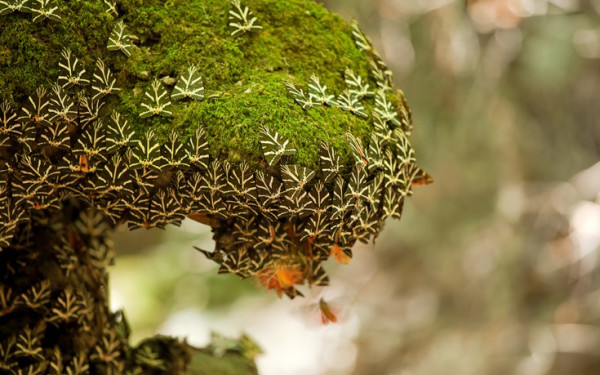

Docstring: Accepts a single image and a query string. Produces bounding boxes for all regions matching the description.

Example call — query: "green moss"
[0,1,113,100]
[187,349,258,375]
[0,0,385,168]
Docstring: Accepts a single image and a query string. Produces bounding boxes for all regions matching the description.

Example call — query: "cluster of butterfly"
[228,21,428,297]
[0,0,134,59]
[286,71,405,125]
[195,117,429,297]
[351,21,396,94]
[0,3,429,300]
[0,0,60,22]
[0,47,127,247]
[139,65,205,119]
[285,21,412,139]
[0,204,165,375]
[0,73,427,301]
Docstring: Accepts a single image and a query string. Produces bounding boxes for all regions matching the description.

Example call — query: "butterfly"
[107,21,133,57]
[347,133,369,167]
[330,241,352,265]
[256,262,304,298]
[139,79,173,118]
[229,0,262,36]
[308,74,336,106]
[318,298,338,324]
[171,65,205,102]
[286,82,315,110]
[409,165,434,187]
[58,48,89,88]
[260,126,296,166]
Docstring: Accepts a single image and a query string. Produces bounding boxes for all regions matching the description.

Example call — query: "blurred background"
[109,0,600,374]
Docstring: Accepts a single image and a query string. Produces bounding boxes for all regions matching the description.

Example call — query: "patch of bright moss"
[188,349,258,375]
[0,0,384,168]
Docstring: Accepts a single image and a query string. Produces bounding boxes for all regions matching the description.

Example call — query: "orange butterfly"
[330,242,352,265]
[347,133,369,167]
[410,166,433,187]
[318,298,338,324]
[256,262,304,298]
[79,155,90,173]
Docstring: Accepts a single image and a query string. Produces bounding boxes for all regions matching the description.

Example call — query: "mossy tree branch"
[0,0,428,373]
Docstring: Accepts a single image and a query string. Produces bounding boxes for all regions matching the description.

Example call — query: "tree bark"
[0,199,257,374]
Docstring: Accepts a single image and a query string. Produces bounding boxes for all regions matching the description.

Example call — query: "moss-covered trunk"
[1,200,125,372]
[0,200,255,374]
